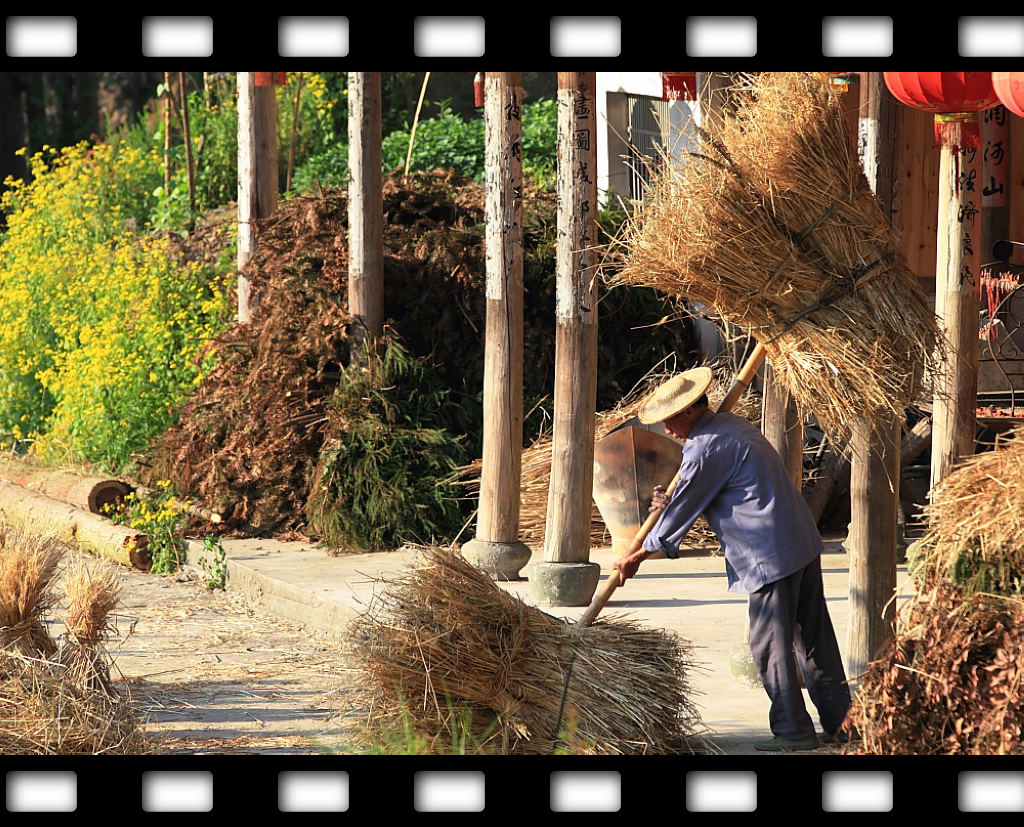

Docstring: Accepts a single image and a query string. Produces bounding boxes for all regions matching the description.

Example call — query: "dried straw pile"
[0,527,62,660]
[57,556,123,695]
[907,435,1024,596]
[345,546,710,755]
[611,72,939,446]
[0,524,148,754]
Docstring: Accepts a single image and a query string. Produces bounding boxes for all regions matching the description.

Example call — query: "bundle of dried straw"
[345,546,710,754]
[611,72,940,445]
[908,434,1024,596]
[0,523,146,754]
[57,556,123,695]
[0,525,63,663]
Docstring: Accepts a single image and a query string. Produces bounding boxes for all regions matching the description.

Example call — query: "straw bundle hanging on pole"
[611,72,940,447]
[345,546,710,755]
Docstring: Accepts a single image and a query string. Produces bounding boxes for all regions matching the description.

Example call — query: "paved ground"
[182,531,916,755]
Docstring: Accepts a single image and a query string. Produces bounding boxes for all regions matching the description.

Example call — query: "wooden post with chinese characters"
[847,72,901,683]
[930,138,982,489]
[236,72,279,323]
[982,105,1010,264]
[531,72,601,606]
[347,72,384,356]
[462,73,532,581]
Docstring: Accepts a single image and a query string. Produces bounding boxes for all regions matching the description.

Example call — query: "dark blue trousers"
[747,556,852,738]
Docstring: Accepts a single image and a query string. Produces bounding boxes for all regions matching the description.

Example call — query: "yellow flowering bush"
[0,139,233,471]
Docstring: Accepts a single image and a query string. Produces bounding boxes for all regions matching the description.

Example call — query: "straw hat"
[637,367,714,425]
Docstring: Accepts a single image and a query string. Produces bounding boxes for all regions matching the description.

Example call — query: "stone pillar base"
[528,561,601,607]
[461,538,532,581]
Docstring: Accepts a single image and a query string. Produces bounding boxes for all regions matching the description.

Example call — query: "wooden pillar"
[847,72,901,681]
[462,73,531,581]
[930,133,982,489]
[531,72,601,606]
[236,72,278,324]
[347,72,384,354]
[762,364,802,488]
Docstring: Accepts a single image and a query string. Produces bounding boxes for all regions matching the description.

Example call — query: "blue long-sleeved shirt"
[641,409,823,594]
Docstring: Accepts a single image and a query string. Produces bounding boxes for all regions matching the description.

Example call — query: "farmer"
[612,366,852,751]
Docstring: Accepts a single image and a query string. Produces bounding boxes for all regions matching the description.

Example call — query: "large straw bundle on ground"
[846,434,1024,754]
[611,72,939,446]
[907,434,1024,596]
[0,649,150,754]
[344,546,710,755]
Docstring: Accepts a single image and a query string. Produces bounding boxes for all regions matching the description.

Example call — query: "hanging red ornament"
[992,72,1024,118]
[474,72,485,107]
[661,72,697,102]
[883,72,1000,151]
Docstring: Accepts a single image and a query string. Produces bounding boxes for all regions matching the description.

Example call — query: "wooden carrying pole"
[578,342,766,626]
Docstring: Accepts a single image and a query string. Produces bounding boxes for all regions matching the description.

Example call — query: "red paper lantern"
[254,72,287,87]
[883,71,1000,150]
[992,72,1024,118]
[661,72,697,102]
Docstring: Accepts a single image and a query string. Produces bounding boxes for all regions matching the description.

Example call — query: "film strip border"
[3,756,1024,814]
[4,10,1024,817]
[3,14,1024,66]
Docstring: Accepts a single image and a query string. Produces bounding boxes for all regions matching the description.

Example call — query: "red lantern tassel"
[933,112,981,152]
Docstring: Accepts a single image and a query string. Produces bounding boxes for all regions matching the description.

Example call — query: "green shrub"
[305,335,469,552]
[291,96,558,195]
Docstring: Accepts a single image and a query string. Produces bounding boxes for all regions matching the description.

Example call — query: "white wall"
[595,72,698,207]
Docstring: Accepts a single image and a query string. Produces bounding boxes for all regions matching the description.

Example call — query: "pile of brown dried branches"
[0,524,148,754]
[344,546,710,755]
[611,72,939,446]
[848,581,1024,755]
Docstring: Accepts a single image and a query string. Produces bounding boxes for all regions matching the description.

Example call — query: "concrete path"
[184,532,915,755]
